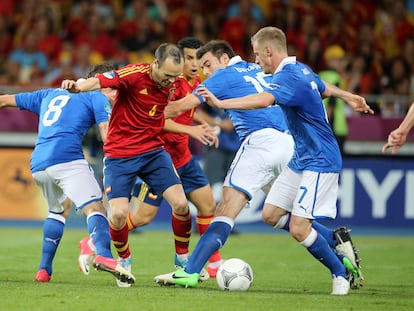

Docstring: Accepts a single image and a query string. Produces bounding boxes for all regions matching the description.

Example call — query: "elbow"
[257,99,273,109]
[322,89,330,98]
[259,101,271,108]
[258,92,275,108]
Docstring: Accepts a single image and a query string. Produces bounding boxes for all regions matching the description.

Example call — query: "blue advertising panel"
[3,155,412,231]
[152,157,414,229]
[337,157,414,228]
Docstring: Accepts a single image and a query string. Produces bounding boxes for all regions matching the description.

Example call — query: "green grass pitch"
[1,227,413,311]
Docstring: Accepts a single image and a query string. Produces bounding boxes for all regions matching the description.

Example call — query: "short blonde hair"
[251,27,287,54]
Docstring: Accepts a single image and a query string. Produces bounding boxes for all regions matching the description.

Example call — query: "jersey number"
[42,95,70,126]
[243,72,270,93]
[298,186,308,204]
[149,104,157,116]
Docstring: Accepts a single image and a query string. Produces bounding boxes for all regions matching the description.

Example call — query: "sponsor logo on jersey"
[103,71,116,79]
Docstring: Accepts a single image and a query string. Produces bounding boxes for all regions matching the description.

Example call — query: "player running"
[78,38,222,287]
[61,43,194,287]
[154,38,365,295]
[0,63,135,284]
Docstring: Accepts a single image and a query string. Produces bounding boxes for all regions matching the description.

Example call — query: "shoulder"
[82,91,107,107]
[116,63,150,78]
[174,76,187,87]
[205,68,228,86]
[34,88,64,100]
[87,90,106,100]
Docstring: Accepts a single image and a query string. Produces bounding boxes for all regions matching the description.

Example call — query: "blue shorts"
[104,148,181,200]
[178,156,209,193]
[132,156,209,206]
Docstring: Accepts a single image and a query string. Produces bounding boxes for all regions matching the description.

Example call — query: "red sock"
[172,211,192,254]
[109,221,131,259]
[196,214,222,263]
[196,214,213,235]
[126,211,137,231]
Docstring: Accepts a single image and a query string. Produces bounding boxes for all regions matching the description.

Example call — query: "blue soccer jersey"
[15,89,110,172]
[194,56,288,141]
[266,57,341,173]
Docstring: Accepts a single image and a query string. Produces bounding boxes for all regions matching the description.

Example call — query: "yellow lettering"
[149,104,157,116]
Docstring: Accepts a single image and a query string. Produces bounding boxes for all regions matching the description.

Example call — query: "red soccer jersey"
[162,75,201,168]
[97,63,176,158]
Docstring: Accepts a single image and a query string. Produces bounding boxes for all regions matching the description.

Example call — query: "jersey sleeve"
[89,92,110,124]
[192,85,205,104]
[268,72,296,107]
[314,71,326,94]
[192,70,228,103]
[96,70,124,90]
[15,89,50,115]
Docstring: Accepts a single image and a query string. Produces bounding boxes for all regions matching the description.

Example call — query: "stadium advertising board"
[0,148,47,220]
[156,157,414,229]
[336,157,414,228]
[0,152,413,229]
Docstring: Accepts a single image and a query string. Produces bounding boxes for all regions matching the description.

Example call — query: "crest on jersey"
[103,71,116,79]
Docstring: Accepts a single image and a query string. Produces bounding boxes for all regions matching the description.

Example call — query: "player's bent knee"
[261,204,287,227]
[261,211,276,226]
[289,224,310,242]
[109,206,130,226]
[196,203,216,216]
[169,199,189,215]
[82,201,106,216]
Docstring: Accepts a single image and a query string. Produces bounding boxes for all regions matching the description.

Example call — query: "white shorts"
[32,159,103,213]
[265,167,339,219]
[223,128,294,200]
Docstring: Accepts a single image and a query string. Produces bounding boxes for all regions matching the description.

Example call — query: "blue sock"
[185,218,233,274]
[39,214,65,275]
[305,232,347,278]
[87,212,112,258]
[311,221,337,249]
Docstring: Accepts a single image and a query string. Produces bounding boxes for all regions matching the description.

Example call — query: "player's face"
[252,41,272,74]
[198,52,225,78]
[153,58,183,88]
[182,47,199,81]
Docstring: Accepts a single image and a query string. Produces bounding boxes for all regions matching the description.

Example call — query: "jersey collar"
[227,55,243,67]
[274,56,296,74]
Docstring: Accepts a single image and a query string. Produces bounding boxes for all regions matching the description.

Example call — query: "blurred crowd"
[0,0,413,116]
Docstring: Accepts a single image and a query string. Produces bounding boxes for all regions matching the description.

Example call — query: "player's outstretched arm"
[0,94,17,109]
[382,102,414,154]
[323,81,373,114]
[165,94,201,118]
[195,86,274,109]
[61,77,101,93]
[164,119,218,147]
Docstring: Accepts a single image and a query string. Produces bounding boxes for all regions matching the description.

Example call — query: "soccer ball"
[216,258,253,291]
